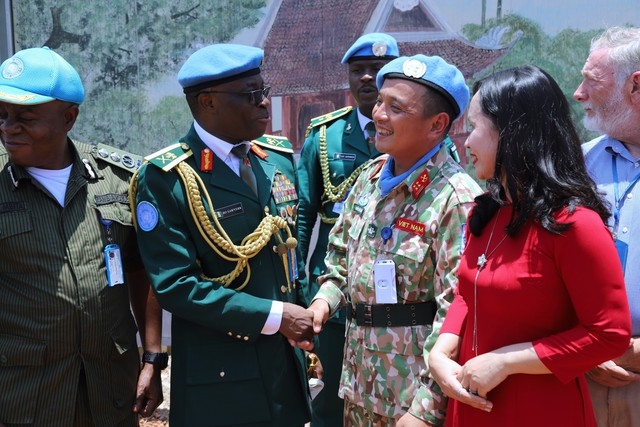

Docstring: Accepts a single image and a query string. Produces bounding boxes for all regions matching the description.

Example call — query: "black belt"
[347,301,437,327]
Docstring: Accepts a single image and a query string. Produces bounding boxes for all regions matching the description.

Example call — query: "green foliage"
[12,0,267,154]
[462,14,603,141]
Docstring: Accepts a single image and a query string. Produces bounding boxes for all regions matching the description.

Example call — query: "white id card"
[373,259,397,304]
[104,244,124,286]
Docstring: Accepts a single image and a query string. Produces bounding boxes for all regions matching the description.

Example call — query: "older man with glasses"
[131,43,314,427]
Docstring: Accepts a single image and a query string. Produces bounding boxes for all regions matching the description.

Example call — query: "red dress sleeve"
[532,207,631,383]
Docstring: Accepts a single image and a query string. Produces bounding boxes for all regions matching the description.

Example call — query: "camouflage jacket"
[314,144,482,425]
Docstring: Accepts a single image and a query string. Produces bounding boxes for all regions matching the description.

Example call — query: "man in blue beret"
[132,43,313,427]
[302,55,482,426]
[0,47,164,426]
[296,33,399,426]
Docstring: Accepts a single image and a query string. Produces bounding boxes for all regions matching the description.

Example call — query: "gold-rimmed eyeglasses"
[197,85,271,107]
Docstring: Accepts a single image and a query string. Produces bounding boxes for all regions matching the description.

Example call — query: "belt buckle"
[363,304,373,326]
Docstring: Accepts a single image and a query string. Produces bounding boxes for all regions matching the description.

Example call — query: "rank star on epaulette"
[91,143,144,172]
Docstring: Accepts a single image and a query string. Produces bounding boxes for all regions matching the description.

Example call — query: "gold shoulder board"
[308,106,353,128]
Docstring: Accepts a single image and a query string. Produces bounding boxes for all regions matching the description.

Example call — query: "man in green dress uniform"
[296,33,399,426]
[132,44,313,427]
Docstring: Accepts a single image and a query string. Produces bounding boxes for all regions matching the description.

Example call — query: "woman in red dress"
[428,66,632,427]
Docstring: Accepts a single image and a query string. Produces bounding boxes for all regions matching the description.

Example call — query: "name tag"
[95,193,130,206]
[215,202,244,219]
[395,217,426,236]
[333,153,356,161]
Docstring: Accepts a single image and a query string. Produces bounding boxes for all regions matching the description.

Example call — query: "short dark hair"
[468,65,610,236]
[419,85,456,136]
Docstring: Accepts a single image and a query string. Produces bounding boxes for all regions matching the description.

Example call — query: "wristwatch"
[142,352,169,370]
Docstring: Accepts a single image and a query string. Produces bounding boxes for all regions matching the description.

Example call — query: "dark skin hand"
[127,269,164,417]
[280,302,315,346]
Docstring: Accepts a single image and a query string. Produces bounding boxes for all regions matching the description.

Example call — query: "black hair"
[468,65,610,236]
[420,85,456,136]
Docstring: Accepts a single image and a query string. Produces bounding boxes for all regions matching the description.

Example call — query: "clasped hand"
[429,349,495,413]
[279,300,330,350]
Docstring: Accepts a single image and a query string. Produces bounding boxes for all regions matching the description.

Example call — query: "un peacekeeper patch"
[136,201,159,232]
[95,193,130,206]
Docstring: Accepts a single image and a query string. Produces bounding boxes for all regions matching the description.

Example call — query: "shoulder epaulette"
[144,142,193,172]
[252,135,293,154]
[367,155,388,180]
[307,106,353,130]
[91,143,144,172]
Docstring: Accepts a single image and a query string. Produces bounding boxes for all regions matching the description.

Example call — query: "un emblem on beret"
[2,58,24,79]
[372,42,388,57]
[402,59,427,79]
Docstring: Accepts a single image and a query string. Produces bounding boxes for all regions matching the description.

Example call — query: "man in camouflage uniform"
[297,32,399,427]
[305,55,482,426]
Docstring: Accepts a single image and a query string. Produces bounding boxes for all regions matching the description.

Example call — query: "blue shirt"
[583,135,640,335]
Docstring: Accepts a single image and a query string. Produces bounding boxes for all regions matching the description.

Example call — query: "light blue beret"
[376,54,469,119]
[0,47,84,105]
[341,33,399,64]
[178,44,263,92]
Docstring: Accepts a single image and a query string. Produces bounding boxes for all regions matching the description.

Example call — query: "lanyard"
[611,155,640,234]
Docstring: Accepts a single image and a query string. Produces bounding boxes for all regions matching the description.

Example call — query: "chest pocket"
[0,210,33,241]
[94,201,132,226]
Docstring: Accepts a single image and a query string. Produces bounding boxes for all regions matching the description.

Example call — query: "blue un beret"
[178,44,263,93]
[341,33,399,64]
[376,54,469,119]
[0,47,84,105]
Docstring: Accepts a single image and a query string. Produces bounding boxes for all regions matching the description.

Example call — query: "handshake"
[279,300,331,351]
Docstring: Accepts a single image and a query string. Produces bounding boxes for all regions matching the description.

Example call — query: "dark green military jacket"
[133,125,310,427]
[297,107,379,309]
[0,141,143,427]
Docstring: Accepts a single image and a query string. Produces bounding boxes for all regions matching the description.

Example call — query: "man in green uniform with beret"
[132,44,313,427]
[296,32,399,427]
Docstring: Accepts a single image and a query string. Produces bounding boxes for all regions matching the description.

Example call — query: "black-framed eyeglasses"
[197,85,271,107]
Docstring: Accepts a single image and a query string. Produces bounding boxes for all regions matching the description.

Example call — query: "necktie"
[365,121,376,154]
[231,144,258,196]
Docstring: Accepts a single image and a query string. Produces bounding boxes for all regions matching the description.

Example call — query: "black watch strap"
[142,352,169,370]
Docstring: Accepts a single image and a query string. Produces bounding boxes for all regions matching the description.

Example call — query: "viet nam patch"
[136,201,159,232]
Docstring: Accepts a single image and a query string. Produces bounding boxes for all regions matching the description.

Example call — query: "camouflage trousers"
[344,400,395,427]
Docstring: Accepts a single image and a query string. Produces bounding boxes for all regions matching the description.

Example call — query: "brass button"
[220,371,225,377]
[281,285,287,293]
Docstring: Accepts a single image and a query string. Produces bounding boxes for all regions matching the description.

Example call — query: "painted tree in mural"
[463,14,601,141]
[13,0,267,153]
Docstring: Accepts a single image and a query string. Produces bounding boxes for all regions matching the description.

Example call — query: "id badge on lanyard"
[611,155,639,271]
[101,218,124,286]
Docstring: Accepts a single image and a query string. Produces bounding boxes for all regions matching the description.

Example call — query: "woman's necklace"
[472,207,508,355]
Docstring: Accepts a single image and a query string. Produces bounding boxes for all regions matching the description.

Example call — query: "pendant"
[477,253,487,268]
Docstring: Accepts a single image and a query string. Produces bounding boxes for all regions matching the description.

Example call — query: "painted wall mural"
[7,0,640,156]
